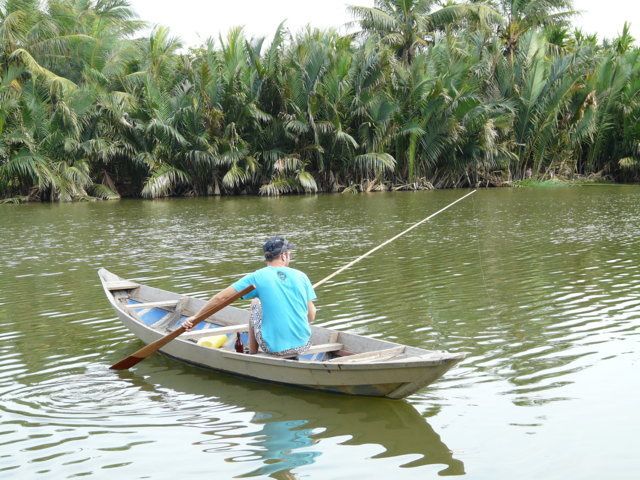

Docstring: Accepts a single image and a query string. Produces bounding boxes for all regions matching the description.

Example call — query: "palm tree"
[581,40,640,177]
[349,0,501,64]
[497,0,575,59]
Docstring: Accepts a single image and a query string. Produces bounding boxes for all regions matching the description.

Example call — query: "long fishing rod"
[312,189,477,289]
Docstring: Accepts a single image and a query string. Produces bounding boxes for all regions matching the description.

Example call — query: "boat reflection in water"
[132,364,465,477]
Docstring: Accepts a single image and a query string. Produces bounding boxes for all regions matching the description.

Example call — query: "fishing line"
[471,190,494,310]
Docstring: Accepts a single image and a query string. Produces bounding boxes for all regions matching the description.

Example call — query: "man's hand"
[183,317,196,330]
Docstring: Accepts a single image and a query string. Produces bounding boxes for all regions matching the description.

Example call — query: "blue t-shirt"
[231,266,317,353]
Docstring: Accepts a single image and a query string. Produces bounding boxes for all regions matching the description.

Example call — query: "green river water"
[1,187,639,479]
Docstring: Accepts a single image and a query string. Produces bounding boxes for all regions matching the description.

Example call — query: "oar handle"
[110,285,255,370]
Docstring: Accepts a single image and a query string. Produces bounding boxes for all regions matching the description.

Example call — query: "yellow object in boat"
[197,335,228,349]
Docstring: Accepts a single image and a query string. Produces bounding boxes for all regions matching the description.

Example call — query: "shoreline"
[2,176,633,204]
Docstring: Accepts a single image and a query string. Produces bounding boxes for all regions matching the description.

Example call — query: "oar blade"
[110,355,144,370]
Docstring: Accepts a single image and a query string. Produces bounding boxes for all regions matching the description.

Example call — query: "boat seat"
[327,345,405,363]
[127,300,179,309]
[181,324,249,339]
[105,280,140,291]
[278,342,343,359]
[131,298,188,329]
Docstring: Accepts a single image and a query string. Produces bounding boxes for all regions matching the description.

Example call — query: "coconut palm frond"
[222,163,249,189]
[284,119,310,135]
[146,118,187,146]
[316,121,335,135]
[0,149,51,186]
[429,4,503,31]
[9,49,77,91]
[259,177,298,196]
[353,152,396,173]
[348,6,398,33]
[142,163,191,198]
[619,157,639,170]
[335,129,359,149]
[90,183,121,200]
[297,170,317,192]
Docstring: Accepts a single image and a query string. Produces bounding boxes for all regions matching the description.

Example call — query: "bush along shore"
[1,0,639,202]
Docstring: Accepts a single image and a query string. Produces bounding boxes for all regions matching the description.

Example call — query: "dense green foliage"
[1,0,639,201]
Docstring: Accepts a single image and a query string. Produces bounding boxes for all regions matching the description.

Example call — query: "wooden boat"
[99,268,465,399]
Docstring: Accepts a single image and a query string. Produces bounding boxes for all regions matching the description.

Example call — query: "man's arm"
[303,273,317,324]
[184,285,239,329]
[307,301,316,323]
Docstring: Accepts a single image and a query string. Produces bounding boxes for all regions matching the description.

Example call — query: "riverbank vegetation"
[1,0,639,201]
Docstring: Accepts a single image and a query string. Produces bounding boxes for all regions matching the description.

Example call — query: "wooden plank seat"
[181,324,249,339]
[148,298,187,330]
[277,342,343,359]
[327,345,405,363]
[127,300,179,309]
[105,280,140,291]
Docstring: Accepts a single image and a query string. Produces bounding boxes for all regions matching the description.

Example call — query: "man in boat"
[184,236,317,356]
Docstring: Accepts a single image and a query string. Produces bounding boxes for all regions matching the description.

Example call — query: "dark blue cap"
[263,236,295,260]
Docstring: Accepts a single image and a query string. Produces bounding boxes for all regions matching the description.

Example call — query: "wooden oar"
[110,285,255,370]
